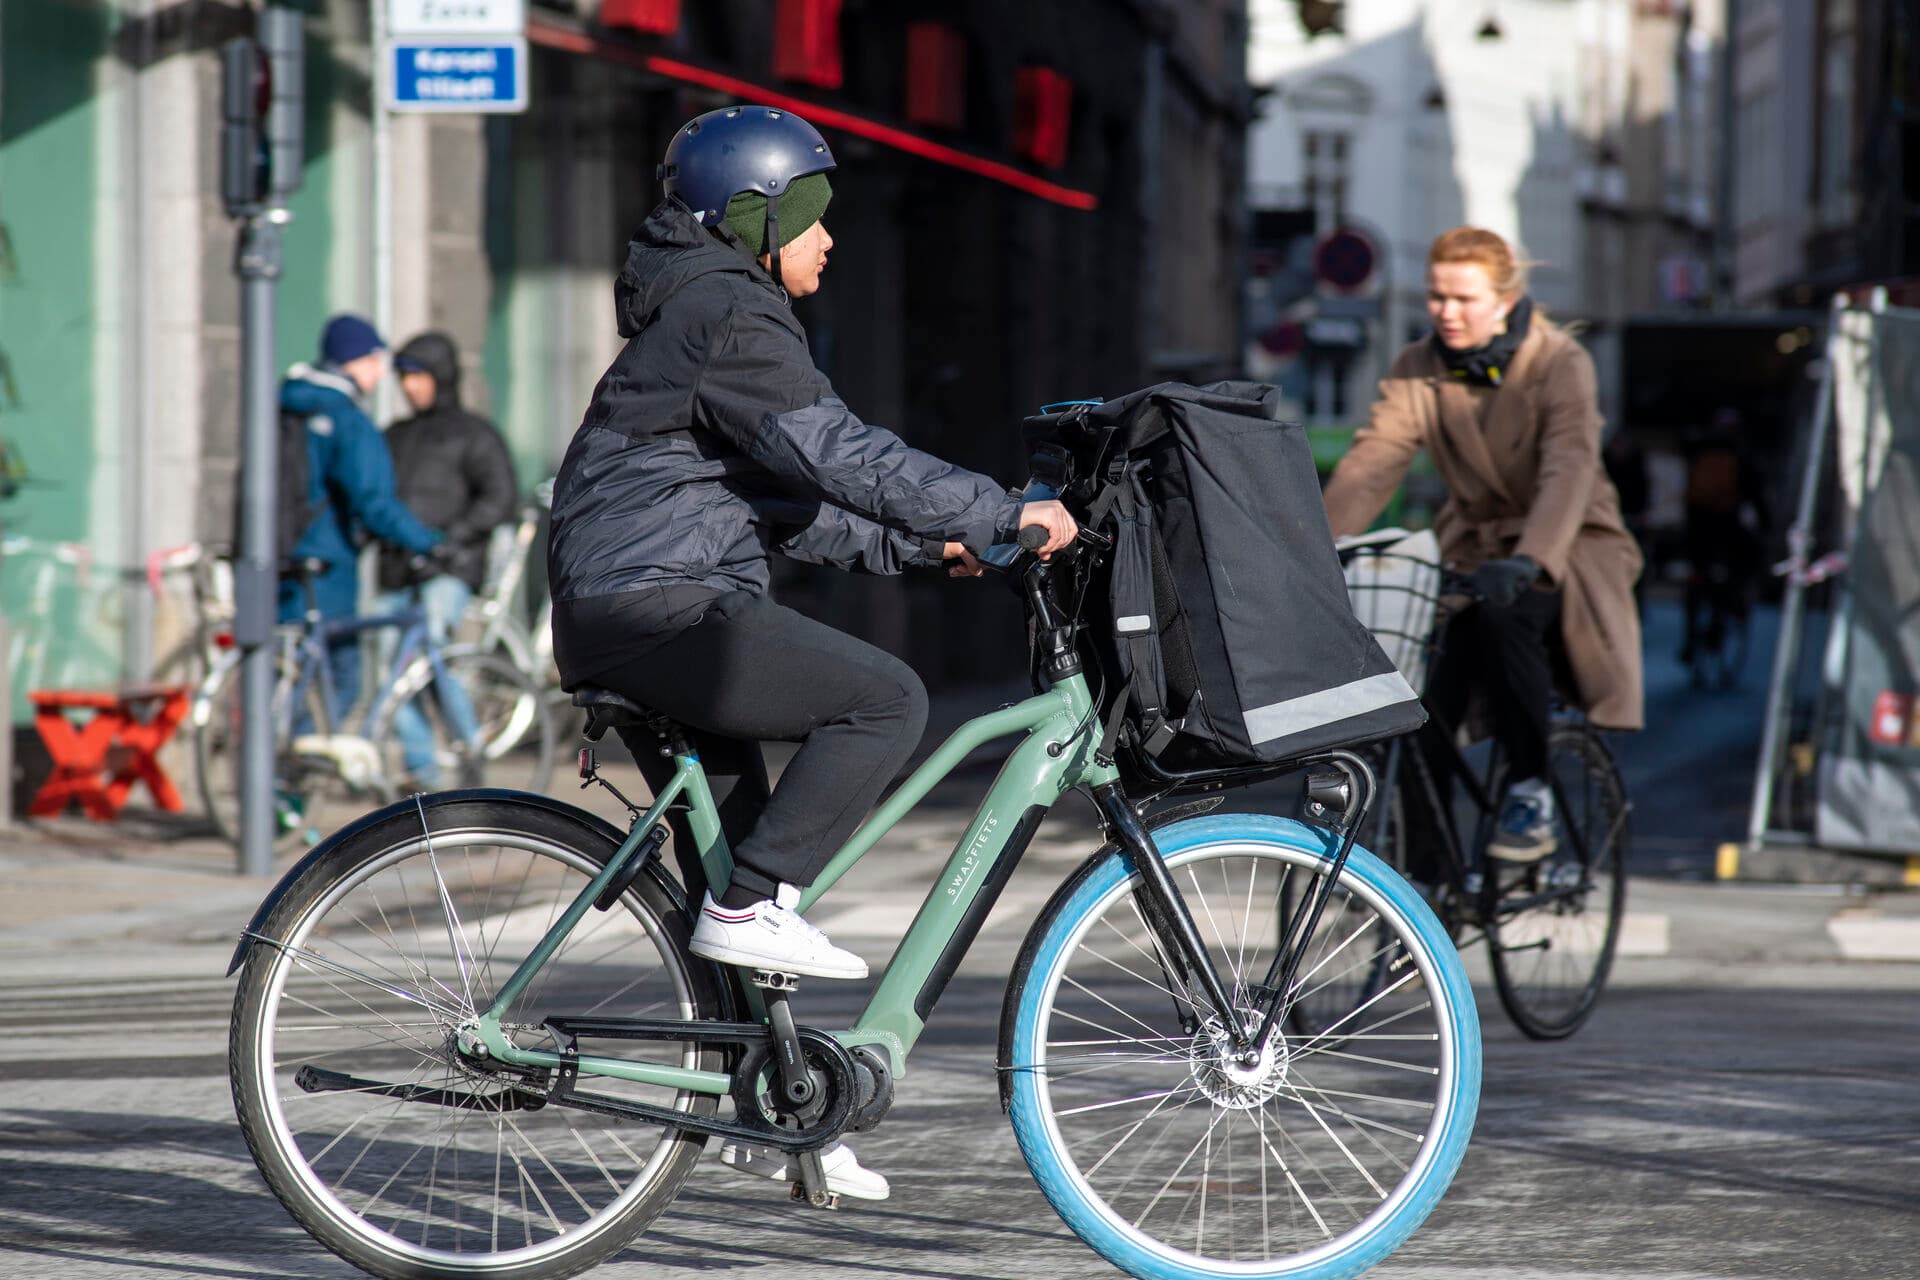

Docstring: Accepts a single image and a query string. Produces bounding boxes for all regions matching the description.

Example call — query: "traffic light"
[220,36,268,214]
[258,6,305,203]
[220,8,304,217]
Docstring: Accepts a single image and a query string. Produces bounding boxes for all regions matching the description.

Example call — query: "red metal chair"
[27,685,190,820]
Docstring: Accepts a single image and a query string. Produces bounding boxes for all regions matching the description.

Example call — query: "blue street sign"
[390,39,527,113]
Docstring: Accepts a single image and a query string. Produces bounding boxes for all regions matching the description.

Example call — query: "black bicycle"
[1683,556,1754,691]
[1335,534,1630,1040]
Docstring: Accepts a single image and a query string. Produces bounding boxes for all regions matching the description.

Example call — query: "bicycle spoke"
[417,799,480,1012]
[250,934,471,1023]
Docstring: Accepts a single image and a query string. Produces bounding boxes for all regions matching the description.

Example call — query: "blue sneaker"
[1490,780,1556,862]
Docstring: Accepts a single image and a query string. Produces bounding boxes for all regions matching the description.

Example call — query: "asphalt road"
[1,812,1916,1280]
[3,597,1914,1279]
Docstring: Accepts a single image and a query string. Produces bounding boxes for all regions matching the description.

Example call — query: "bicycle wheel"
[1005,814,1479,1280]
[377,649,555,793]
[230,795,721,1280]
[195,655,328,850]
[455,650,555,791]
[1485,722,1627,1040]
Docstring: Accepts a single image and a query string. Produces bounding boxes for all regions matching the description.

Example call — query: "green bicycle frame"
[470,671,1119,1093]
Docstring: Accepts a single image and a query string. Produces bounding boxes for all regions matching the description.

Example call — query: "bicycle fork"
[1093,754,1376,1061]
[1093,784,1254,1055]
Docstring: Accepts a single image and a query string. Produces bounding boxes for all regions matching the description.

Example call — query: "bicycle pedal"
[749,969,801,991]
[788,1181,839,1209]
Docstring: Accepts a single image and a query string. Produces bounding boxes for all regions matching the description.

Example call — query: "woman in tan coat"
[1323,227,1642,861]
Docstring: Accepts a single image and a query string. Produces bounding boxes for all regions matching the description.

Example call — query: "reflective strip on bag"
[1241,670,1420,746]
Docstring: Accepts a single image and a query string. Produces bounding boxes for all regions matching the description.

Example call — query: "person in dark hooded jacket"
[374,330,520,787]
[547,107,1076,1200]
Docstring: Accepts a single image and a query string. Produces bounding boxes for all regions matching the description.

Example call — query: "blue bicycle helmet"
[658,105,836,266]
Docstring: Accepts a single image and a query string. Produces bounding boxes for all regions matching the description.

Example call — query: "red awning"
[525,14,1098,211]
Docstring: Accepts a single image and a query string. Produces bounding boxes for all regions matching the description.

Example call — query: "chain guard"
[533,1016,856,1153]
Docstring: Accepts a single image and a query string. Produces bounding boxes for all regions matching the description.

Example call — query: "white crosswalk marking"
[1827,912,1920,961]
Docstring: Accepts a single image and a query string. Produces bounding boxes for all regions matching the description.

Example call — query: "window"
[1818,36,1854,226]
[1302,130,1349,229]
[599,0,679,35]
[773,0,843,90]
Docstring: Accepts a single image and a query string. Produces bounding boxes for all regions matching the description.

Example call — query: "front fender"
[224,788,675,975]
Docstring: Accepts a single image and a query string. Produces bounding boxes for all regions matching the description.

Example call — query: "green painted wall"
[0,0,117,716]
[482,110,556,490]
[275,22,346,377]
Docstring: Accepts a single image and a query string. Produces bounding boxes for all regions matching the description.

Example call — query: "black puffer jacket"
[377,332,519,591]
[547,199,1021,605]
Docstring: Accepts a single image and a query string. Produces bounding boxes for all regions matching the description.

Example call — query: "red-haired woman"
[1323,227,1642,862]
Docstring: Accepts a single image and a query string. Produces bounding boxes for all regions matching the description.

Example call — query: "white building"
[1245,0,1719,427]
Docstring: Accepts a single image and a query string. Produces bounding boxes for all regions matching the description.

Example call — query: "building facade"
[1243,0,1721,431]
[1727,0,1920,307]
[0,0,1251,718]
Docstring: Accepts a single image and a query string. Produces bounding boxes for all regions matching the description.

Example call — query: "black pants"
[1400,587,1561,882]
[582,590,928,902]
[1424,586,1561,782]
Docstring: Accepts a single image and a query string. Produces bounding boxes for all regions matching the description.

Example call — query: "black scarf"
[1434,295,1532,387]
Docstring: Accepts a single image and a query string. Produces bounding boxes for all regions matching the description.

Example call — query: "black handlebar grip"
[1017,525,1049,551]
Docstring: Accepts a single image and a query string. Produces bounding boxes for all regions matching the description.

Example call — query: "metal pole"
[124,0,157,683]
[372,0,395,426]
[1713,0,1740,309]
[1745,292,1844,852]
[0,614,11,831]
[235,215,284,876]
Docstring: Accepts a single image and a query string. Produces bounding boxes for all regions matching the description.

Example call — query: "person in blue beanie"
[279,313,443,726]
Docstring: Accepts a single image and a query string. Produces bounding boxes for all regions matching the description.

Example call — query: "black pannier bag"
[1024,382,1424,779]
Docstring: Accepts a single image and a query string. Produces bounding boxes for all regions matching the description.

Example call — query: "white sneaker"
[688,885,868,979]
[718,1139,890,1201]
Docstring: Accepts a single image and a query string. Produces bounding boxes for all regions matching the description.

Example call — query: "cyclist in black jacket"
[548,106,1075,1199]
[549,107,1078,940]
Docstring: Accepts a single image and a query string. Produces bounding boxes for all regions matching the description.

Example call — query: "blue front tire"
[1006,815,1479,1279]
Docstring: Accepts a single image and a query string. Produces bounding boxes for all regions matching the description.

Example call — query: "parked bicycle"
[144,540,236,693]
[464,478,559,698]
[1,534,99,696]
[194,556,553,848]
[228,512,1481,1280]
[1340,531,1630,1040]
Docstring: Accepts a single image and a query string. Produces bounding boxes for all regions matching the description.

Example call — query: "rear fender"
[225,788,689,975]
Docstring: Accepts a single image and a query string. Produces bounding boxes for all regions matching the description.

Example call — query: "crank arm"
[1491,882,1595,917]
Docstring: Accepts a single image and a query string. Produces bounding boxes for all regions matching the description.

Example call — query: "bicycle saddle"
[572,685,659,740]
[278,556,332,580]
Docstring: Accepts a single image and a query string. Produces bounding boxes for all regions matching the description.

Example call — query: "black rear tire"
[229,795,722,1280]
[1486,722,1627,1039]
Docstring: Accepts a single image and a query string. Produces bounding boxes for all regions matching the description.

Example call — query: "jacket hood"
[393,331,461,408]
[615,198,770,338]
[281,362,363,414]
